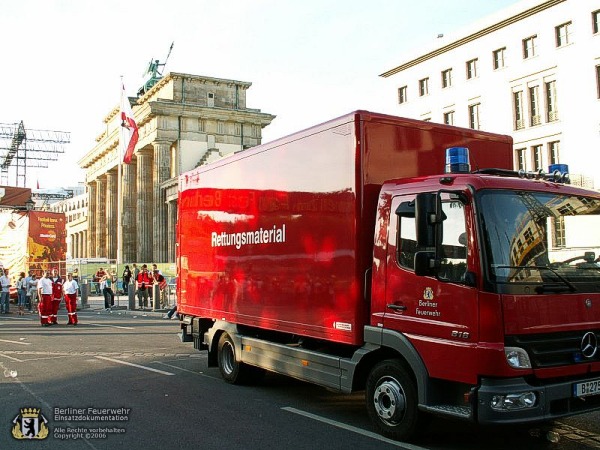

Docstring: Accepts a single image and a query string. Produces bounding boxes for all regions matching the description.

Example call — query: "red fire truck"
[176,111,600,440]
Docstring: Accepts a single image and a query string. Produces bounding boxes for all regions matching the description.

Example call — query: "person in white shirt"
[26,271,38,312]
[37,270,53,326]
[62,273,79,325]
[0,268,10,314]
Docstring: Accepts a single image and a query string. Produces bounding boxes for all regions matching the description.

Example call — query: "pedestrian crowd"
[0,262,175,326]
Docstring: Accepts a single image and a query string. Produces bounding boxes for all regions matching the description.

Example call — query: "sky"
[0,0,521,189]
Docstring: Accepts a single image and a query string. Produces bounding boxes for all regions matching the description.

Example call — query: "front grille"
[506,330,600,369]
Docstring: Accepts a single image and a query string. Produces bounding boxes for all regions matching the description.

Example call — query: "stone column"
[87,182,97,258]
[71,234,77,259]
[167,200,178,263]
[96,176,107,258]
[136,151,153,262]
[153,141,171,263]
[106,170,118,260]
[122,159,137,263]
[83,231,88,258]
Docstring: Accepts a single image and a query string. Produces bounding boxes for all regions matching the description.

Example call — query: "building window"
[419,78,429,96]
[466,59,478,79]
[513,91,524,130]
[529,85,541,126]
[493,47,506,70]
[532,144,543,171]
[523,35,537,59]
[555,22,572,47]
[545,80,558,122]
[593,10,600,34]
[398,86,408,104]
[217,121,225,134]
[548,141,560,165]
[552,216,566,248]
[441,69,452,88]
[234,123,241,136]
[468,103,480,129]
[516,148,527,170]
[443,111,454,125]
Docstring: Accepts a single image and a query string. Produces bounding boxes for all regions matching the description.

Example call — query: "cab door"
[383,193,479,380]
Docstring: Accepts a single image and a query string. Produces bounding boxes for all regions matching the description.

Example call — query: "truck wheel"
[217,333,265,384]
[366,359,420,441]
[218,333,242,383]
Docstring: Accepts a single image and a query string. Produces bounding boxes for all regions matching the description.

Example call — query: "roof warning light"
[445,147,471,174]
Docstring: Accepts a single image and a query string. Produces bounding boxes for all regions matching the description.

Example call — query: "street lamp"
[25,198,35,211]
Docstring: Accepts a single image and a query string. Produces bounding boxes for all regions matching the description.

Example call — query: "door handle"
[387,304,407,311]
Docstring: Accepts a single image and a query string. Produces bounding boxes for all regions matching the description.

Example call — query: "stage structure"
[0,121,71,187]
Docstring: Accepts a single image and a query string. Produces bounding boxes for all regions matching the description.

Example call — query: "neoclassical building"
[47,188,88,259]
[79,72,275,264]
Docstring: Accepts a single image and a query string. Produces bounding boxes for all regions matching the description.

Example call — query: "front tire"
[366,359,420,441]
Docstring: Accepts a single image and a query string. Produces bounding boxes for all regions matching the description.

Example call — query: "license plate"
[573,378,600,397]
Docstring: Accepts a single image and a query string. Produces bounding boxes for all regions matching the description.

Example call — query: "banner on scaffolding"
[0,210,66,276]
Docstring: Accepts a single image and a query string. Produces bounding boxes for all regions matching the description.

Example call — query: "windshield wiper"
[495,265,577,293]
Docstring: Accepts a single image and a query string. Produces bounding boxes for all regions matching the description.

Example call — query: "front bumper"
[477,376,600,424]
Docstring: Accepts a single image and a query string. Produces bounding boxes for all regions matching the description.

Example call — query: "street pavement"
[1,303,599,449]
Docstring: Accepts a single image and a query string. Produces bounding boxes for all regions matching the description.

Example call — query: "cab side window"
[439,199,467,282]
[399,215,417,270]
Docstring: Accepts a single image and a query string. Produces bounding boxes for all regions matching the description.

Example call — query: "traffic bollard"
[81,282,90,309]
[128,283,135,310]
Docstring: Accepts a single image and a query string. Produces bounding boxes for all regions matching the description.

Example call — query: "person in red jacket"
[136,264,152,309]
[49,267,63,324]
[153,269,168,308]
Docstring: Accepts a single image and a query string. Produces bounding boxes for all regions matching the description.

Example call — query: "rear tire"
[217,332,265,384]
[366,359,420,441]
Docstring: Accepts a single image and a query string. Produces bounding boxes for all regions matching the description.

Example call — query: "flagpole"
[117,77,124,267]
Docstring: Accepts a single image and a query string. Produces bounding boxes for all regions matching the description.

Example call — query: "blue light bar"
[445,147,471,174]
[548,163,570,183]
[548,163,569,174]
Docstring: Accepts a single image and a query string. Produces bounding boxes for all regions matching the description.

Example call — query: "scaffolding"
[0,121,71,187]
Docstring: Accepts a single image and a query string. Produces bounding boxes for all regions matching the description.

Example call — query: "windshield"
[478,190,600,288]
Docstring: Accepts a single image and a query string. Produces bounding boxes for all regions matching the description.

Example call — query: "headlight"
[504,346,532,369]
[491,392,537,411]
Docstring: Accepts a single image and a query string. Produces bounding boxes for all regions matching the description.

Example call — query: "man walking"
[49,268,63,324]
[63,273,79,325]
[37,270,53,326]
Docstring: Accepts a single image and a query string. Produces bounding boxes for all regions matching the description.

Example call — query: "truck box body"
[177,111,513,345]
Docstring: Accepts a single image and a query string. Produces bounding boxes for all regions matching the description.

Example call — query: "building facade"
[78,72,275,264]
[48,190,88,260]
[380,0,600,189]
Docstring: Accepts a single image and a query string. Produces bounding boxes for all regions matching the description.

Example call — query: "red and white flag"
[120,82,139,164]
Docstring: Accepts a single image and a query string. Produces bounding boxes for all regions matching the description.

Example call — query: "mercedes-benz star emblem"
[581,332,598,359]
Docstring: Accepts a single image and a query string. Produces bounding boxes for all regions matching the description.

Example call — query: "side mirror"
[415,193,444,248]
[414,251,436,276]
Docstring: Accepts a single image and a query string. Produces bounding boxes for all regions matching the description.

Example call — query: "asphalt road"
[0,309,599,450]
